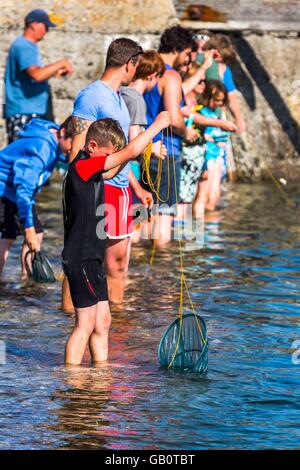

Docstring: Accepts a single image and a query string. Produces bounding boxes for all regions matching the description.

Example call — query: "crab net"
[25,251,56,283]
[158,313,208,374]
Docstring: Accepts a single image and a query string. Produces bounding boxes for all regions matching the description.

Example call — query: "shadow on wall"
[233,35,300,155]
[231,59,256,111]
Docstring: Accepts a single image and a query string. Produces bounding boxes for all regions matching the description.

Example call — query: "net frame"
[158,313,208,374]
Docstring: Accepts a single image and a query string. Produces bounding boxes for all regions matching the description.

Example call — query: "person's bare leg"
[206,158,223,211]
[204,161,217,211]
[20,232,43,278]
[152,214,172,248]
[61,276,75,315]
[104,237,130,304]
[0,239,14,276]
[193,178,209,218]
[89,300,111,363]
[65,305,96,365]
[175,203,187,221]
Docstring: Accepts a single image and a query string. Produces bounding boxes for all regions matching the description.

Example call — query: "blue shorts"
[141,157,181,215]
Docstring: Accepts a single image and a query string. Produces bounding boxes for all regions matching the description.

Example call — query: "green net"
[25,251,56,283]
[158,313,208,374]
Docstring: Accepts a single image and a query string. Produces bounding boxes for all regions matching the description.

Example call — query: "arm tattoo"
[73,116,90,136]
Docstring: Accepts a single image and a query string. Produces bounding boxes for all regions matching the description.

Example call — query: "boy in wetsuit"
[63,111,170,365]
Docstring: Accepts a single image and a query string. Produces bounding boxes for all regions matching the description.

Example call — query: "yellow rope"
[265,167,295,208]
[142,126,208,369]
[141,130,170,203]
[142,130,167,265]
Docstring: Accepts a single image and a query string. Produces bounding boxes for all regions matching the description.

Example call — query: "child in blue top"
[199,80,233,211]
[0,117,73,277]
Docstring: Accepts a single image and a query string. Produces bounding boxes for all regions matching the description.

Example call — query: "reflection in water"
[1,177,300,449]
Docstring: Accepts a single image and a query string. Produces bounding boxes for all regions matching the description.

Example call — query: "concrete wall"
[223,31,300,180]
[0,0,176,142]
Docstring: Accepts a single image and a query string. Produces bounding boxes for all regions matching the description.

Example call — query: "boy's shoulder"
[120,86,145,111]
[73,149,88,162]
[120,86,142,99]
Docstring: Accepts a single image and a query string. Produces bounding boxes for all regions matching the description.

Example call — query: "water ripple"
[1,181,300,449]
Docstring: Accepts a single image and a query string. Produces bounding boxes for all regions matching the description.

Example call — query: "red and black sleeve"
[75,156,107,182]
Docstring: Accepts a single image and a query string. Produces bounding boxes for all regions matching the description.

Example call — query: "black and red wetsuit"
[62,150,108,308]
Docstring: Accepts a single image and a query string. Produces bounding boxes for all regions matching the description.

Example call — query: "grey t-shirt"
[120,86,147,126]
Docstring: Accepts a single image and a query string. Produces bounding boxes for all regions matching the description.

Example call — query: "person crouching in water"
[0,117,73,277]
[63,112,170,365]
[198,80,234,211]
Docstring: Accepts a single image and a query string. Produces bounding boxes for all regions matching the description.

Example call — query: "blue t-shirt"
[223,66,236,93]
[4,36,49,118]
[0,119,61,228]
[72,80,131,188]
[200,107,230,141]
[200,107,231,161]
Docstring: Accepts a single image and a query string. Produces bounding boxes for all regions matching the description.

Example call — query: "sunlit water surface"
[1,177,300,449]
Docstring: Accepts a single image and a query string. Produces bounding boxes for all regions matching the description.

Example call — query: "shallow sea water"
[1,177,300,450]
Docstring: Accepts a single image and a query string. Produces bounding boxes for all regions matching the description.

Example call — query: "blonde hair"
[203,34,236,64]
[85,118,126,151]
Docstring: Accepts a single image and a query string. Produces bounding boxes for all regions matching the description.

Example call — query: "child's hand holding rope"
[152,140,167,159]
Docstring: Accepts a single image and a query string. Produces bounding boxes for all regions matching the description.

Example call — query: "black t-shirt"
[62,150,107,261]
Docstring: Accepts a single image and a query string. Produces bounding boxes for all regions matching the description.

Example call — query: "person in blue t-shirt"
[62,37,152,312]
[4,9,73,143]
[0,117,73,277]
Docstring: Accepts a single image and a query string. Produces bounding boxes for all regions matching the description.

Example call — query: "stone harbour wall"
[229,31,300,180]
[0,0,177,143]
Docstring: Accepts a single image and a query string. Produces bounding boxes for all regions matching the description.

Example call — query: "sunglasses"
[196,34,210,42]
[127,50,143,64]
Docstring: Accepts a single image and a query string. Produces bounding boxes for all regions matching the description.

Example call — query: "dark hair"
[133,50,165,80]
[59,116,74,139]
[202,34,236,64]
[85,118,126,151]
[201,80,228,107]
[105,38,143,69]
[158,26,195,54]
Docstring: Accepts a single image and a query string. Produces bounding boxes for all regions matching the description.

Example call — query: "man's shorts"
[141,156,181,215]
[0,197,43,239]
[6,114,47,144]
[62,259,108,309]
[104,184,134,239]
